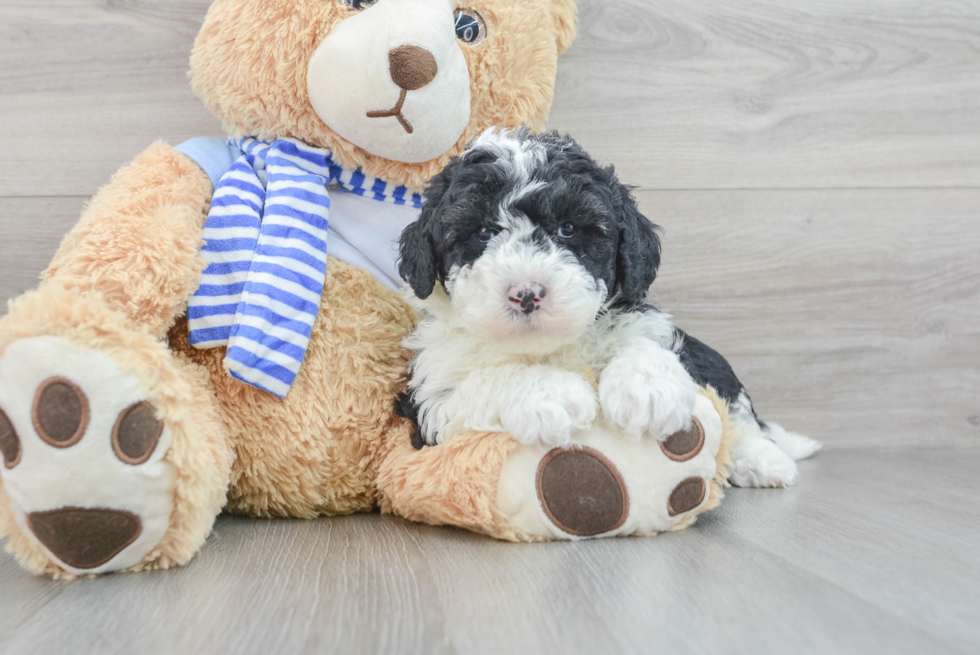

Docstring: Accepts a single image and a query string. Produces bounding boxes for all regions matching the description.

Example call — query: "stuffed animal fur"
[0,0,735,577]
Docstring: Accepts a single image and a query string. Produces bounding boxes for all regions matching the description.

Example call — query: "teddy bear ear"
[552,0,578,54]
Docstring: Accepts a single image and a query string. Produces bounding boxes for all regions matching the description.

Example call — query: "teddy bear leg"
[0,285,233,577]
[377,420,528,540]
[378,389,735,542]
[495,390,734,540]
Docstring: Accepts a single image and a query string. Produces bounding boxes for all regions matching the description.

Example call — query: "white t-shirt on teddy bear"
[175,137,420,293]
[323,191,419,291]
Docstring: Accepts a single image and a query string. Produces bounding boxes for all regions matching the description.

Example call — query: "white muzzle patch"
[307,0,472,163]
[450,225,608,355]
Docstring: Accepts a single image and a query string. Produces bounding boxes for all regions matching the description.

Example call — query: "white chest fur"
[405,292,695,447]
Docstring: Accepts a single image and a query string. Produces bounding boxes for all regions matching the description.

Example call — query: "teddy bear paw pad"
[660,418,705,462]
[0,336,174,575]
[667,477,706,516]
[0,406,21,468]
[27,507,143,570]
[496,395,724,540]
[535,447,629,537]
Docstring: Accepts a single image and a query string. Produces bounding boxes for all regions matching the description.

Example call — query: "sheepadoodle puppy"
[396,128,820,487]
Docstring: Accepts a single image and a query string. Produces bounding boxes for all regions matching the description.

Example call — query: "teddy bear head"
[189,0,576,189]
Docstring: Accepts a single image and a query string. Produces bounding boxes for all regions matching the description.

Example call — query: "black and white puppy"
[397,128,819,487]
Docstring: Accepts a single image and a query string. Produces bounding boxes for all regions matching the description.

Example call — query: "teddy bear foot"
[0,336,177,575]
[497,396,722,539]
[496,393,729,540]
[0,285,233,576]
[377,390,733,543]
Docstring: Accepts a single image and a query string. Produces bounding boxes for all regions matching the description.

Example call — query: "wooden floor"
[2,449,978,654]
[1,1,978,653]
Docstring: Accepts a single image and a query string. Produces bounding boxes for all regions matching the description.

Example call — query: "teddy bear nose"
[388,45,439,91]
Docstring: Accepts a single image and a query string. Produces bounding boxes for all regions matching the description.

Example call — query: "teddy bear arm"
[41,141,213,338]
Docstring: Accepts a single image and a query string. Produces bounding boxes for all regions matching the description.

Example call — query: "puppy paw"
[729,436,799,488]
[599,354,697,440]
[500,372,597,447]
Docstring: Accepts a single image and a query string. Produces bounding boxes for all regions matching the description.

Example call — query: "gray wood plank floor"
[1,1,978,653]
[1,450,977,655]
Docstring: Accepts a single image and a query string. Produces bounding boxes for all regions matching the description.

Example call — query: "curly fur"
[398,129,698,447]
[398,130,816,488]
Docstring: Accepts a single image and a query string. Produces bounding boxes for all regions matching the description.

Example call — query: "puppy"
[396,129,820,487]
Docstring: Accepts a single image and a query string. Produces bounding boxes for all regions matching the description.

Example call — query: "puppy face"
[399,129,662,355]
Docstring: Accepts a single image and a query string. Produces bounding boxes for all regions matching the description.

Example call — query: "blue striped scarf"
[187,137,422,398]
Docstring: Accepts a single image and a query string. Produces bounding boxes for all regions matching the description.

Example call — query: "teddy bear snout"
[306,0,474,161]
[389,45,438,91]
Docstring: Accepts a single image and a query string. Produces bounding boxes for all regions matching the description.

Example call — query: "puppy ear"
[398,151,467,299]
[398,218,438,299]
[615,184,662,304]
[552,0,578,55]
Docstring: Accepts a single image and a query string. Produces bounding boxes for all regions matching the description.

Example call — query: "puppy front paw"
[500,373,597,447]
[599,355,697,440]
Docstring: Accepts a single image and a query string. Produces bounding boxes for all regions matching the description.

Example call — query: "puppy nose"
[507,283,547,316]
[388,45,438,91]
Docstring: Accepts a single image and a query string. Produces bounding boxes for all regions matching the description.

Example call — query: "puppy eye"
[454,9,487,46]
[476,227,497,243]
[557,222,578,239]
[340,0,377,10]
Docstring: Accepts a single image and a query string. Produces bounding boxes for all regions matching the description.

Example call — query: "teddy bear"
[0,0,734,577]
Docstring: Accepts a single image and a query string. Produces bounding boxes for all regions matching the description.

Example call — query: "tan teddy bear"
[0,0,734,577]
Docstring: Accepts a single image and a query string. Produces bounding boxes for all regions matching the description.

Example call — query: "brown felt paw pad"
[112,402,165,466]
[0,407,21,469]
[27,508,143,570]
[27,376,164,466]
[661,417,705,462]
[32,377,90,448]
[668,477,706,517]
[536,447,629,536]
